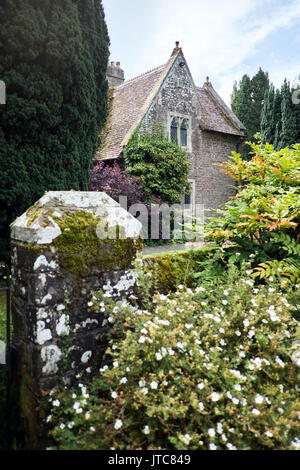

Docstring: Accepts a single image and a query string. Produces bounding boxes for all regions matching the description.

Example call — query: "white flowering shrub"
[49,265,300,450]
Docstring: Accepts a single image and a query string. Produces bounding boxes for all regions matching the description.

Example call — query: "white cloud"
[103,0,300,105]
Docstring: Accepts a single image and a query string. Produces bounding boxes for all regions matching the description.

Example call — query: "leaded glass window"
[170,118,178,143]
[180,120,187,146]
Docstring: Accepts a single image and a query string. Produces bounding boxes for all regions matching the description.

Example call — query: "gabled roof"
[197,82,245,136]
[95,47,181,161]
[95,47,245,161]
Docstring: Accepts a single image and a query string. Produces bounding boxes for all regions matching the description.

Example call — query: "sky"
[101,0,300,106]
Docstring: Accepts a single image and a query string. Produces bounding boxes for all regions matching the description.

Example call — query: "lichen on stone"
[52,210,143,279]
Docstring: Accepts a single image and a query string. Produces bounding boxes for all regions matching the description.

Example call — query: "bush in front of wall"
[48,264,300,450]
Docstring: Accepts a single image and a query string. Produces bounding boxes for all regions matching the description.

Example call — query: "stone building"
[95,42,245,213]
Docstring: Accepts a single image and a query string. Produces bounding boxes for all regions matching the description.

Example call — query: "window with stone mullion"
[170,118,178,143]
[180,119,187,147]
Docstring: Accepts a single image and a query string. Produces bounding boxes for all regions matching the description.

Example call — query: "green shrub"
[49,265,300,450]
[124,126,190,204]
[203,142,300,285]
[140,246,214,294]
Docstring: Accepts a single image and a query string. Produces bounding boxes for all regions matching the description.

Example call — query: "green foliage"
[139,245,214,295]
[48,265,300,450]
[231,69,269,158]
[205,142,300,285]
[0,0,109,261]
[261,79,300,150]
[124,126,191,204]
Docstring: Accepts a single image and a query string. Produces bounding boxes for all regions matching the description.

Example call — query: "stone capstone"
[10,191,143,449]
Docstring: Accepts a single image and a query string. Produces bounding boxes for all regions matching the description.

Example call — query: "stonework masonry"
[99,44,245,215]
[10,191,143,449]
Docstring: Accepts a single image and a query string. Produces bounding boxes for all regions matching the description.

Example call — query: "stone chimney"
[106,60,125,89]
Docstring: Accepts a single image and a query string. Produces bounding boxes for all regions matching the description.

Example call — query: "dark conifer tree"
[261,85,275,144]
[231,68,269,157]
[231,74,252,157]
[0,0,109,261]
[279,79,298,149]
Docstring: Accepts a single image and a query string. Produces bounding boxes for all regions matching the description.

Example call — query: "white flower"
[226,443,237,450]
[111,391,117,399]
[114,419,123,430]
[235,330,241,337]
[269,311,280,322]
[143,425,150,435]
[113,361,119,368]
[243,319,250,327]
[59,423,65,430]
[209,443,217,450]
[90,426,96,432]
[150,381,158,390]
[255,394,264,404]
[217,422,223,434]
[265,431,273,437]
[120,377,127,384]
[208,428,215,437]
[198,402,204,411]
[73,401,83,414]
[155,352,163,361]
[138,336,146,344]
[234,384,241,392]
[197,382,204,390]
[223,290,229,296]
[211,392,221,402]
[222,300,228,305]
[181,433,192,445]
[52,399,60,407]
[275,356,285,368]
[141,387,148,395]
[251,408,261,416]
[139,380,146,387]
[253,357,262,369]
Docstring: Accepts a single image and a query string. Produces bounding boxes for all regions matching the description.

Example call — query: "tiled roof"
[197,85,245,136]
[95,56,245,161]
[95,64,166,161]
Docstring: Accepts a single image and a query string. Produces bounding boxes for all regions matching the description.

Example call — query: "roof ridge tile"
[117,64,165,88]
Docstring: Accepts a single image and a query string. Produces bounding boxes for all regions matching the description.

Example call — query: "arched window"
[180,120,187,147]
[170,118,178,143]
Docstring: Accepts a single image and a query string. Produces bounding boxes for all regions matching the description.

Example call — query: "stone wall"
[10,191,142,449]
[140,52,241,213]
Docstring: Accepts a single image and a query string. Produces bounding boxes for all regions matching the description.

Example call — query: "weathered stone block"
[10,191,143,449]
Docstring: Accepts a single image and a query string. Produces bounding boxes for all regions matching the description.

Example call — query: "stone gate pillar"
[10,191,143,449]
